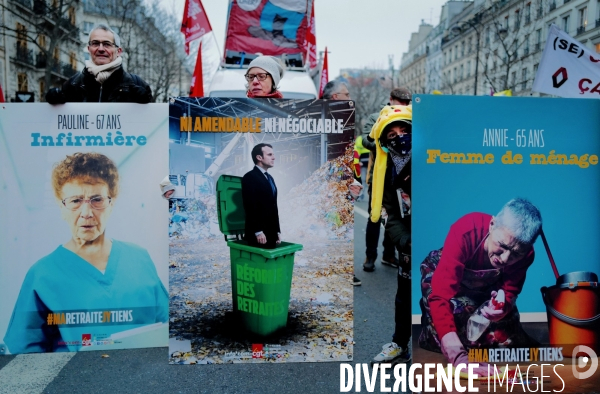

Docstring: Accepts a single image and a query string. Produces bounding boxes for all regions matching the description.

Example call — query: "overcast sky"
[171,0,450,78]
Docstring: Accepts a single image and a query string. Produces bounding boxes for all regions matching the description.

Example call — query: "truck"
[207,51,318,99]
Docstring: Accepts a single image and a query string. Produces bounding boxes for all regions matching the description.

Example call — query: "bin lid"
[216,175,245,235]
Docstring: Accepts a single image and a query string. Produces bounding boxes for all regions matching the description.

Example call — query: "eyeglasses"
[62,196,112,210]
[244,73,270,82]
[335,92,351,98]
[88,40,117,49]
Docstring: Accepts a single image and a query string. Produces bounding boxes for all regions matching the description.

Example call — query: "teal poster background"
[412,95,600,315]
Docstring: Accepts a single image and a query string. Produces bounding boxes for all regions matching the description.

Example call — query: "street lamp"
[451,12,484,95]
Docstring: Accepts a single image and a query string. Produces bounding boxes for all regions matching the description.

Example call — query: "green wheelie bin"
[216,175,303,336]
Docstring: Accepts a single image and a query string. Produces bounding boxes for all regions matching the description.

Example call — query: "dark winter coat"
[45,66,152,104]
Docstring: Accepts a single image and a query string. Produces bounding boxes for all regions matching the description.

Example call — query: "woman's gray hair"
[494,198,542,245]
[90,23,121,48]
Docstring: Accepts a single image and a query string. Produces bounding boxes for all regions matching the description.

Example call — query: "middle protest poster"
[411,95,600,390]
[168,98,355,364]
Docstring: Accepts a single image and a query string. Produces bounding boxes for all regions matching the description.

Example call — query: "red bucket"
[541,271,600,357]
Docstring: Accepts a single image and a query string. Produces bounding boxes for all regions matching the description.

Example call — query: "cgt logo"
[572,345,598,379]
[81,334,92,347]
[252,344,263,359]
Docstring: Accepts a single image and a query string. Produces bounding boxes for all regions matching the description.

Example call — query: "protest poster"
[0,103,169,354]
[168,97,355,364]
[411,95,600,390]
[532,24,600,99]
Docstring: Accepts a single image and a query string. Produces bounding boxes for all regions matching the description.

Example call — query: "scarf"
[246,90,284,98]
[85,57,123,84]
[390,150,411,175]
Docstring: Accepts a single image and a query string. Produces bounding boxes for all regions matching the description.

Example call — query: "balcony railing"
[13,0,32,9]
[14,45,34,66]
[577,25,585,35]
[36,52,46,68]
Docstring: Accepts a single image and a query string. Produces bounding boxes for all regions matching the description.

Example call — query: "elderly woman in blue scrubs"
[4,152,168,353]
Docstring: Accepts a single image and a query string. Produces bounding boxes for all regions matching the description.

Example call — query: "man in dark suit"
[242,143,281,249]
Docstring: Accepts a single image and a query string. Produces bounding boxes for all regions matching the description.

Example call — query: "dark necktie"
[265,172,276,195]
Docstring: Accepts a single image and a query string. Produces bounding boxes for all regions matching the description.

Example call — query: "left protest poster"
[0,103,169,354]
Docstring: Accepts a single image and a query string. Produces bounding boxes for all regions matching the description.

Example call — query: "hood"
[368,105,412,223]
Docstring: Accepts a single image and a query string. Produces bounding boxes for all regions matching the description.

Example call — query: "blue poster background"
[412,95,600,315]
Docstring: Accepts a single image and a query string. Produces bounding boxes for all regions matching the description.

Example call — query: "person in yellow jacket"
[366,105,413,365]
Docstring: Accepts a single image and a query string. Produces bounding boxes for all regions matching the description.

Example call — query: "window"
[524,34,530,55]
[468,37,472,54]
[461,41,465,57]
[53,46,60,63]
[68,7,76,25]
[455,45,458,60]
[525,3,531,24]
[39,80,45,101]
[486,27,490,44]
[521,68,528,90]
[595,43,600,53]
[449,49,452,63]
[578,7,587,34]
[38,35,46,49]
[460,64,464,80]
[17,23,27,49]
[514,10,521,30]
[534,63,539,76]
[83,21,94,35]
[453,67,457,83]
[18,73,28,91]
[70,52,77,69]
[562,15,570,33]
[536,29,542,50]
[467,60,471,77]
[511,71,517,88]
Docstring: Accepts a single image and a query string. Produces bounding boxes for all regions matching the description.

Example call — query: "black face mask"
[385,133,411,155]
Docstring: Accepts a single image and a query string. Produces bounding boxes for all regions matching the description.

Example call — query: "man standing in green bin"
[242,143,281,249]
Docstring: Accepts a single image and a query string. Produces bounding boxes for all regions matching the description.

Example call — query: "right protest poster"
[412,95,600,391]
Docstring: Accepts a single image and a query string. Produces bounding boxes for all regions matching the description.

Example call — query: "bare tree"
[1,0,80,95]
[479,0,547,93]
[85,0,188,102]
[344,70,390,134]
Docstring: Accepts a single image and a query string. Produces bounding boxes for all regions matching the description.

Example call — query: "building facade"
[0,0,189,102]
[399,0,600,96]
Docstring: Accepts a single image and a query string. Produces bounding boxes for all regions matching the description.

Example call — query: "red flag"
[0,83,4,103]
[181,0,212,55]
[224,0,309,57]
[318,47,328,98]
[190,43,204,97]
[304,1,317,68]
